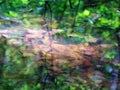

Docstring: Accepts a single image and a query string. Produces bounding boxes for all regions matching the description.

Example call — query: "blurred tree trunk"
[0,36,7,79]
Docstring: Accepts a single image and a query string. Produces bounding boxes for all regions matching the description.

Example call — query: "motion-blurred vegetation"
[0,0,120,90]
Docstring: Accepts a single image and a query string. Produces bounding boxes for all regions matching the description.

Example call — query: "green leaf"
[9,11,18,17]
[21,84,28,90]
[102,31,110,38]
[99,17,109,24]
[36,83,41,89]
[22,0,28,4]
[78,12,83,17]
[70,86,76,90]
[83,10,90,16]
[39,1,45,5]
